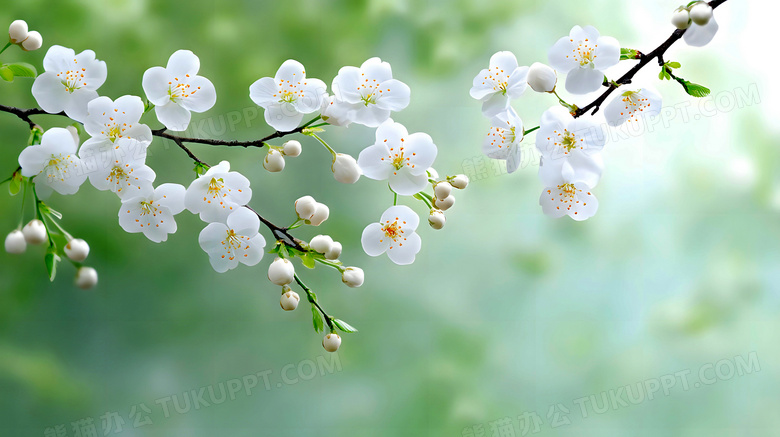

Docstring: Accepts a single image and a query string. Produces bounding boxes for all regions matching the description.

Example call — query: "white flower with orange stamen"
[604,87,662,127]
[142,50,217,131]
[198,208,266,273]
[539,160,599,221]
[82,95,152,149]
[184,160,252,223]
[79,137,155,199]
[118,183,186,242]
[18,127,88,199]
[482,108,525,174]
[361,205,422,265]
[249,59,327,131]
[357,119,437,196]
[469,51,529,117]
[535,106,605,164]
[331,57,411,128]
[548,25,620,95]
[31,45,107,122]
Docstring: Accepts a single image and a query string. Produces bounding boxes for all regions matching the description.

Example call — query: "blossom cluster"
[2,20,469,351]
[469,2,720,220]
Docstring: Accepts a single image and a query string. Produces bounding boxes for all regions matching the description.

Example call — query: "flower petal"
[389,169,427,196]
[357,143,393,181]
[275,59,306,83]
[684,17,719,47]
[564,67,604,95]
[387,231,421,265]
[180,75,216,113]
[167,50,200,77]
[361,223,390,256]
[374,79,410,111]
[142,66,172,106]
[155,102,192,131]
[264,103,304,131]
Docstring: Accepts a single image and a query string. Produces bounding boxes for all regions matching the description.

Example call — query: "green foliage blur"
[1,0,777,436]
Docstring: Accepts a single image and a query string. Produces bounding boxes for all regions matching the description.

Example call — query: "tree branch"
[573,0,729,118]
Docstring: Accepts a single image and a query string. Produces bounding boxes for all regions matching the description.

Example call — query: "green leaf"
[333,318,358,333]
[667,61,681,69]
[44,248,61,282]
[311,305,324,333]
[619,48,640,61]
[300,252,316,269]
[5,62,37,78]
[0,66,13,82]
[682,81,711,98]
[9,171,22,196]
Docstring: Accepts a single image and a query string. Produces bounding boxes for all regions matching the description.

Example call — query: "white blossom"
[268,257,295,286]
[79,138,155,199]
[31,46,107,122]
[361,205,422,265]
[535,106,605,166]
[539,160,599,221]
[527,62,558,93]
[332,153,362,184]
[683,13,719,47]
[143,50,217,131]
[198,208,266,273]
[470,51,529,117]
[331,57,410,127]
[18,127,88,199]
[184,161,252,223]
[483,108,525,174]
[118,184,186,243]
[548,26,620,95]
[603,87,662,127]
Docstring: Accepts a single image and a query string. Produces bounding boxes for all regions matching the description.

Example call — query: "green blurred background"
[0,0,776,436]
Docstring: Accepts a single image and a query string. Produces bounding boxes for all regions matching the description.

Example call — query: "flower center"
[619,90,651,121]
[208,177,223,196]
[482,65,510,95]
[107,125,122,141]
[573,39,598,67]
[167,75,200,103]
[109,165,127,182]
[223,229,242,250]
[56,64,87,93]
[44,153,76,183]
[550,129,582,154]
[558,183,577,199]
[279,89,297,104]
[382,220,403,240]
[139,200,159,217]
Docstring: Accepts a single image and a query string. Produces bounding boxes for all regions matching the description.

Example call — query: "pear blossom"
[320,94,359,127]
[361,205,422,265]
[82,95,152,148]
[249,59,327,131]
[79,138,155,199]
[527,62,557,93]
[268,257,295,286]
[18,127,87,199]
[22,219,47,245]
[198,208,266,273]
[118,184,186,243]
[535,106,605,164]
[142,50,217,131]
[683,14,718,47]
[31,46,107,122]
[331,57,410,127]
[357,119,437,196]
[548,26,620,95]
[483,108,525,174]
[539,160,599,221]
[469,51,529,117]
[603,87,662,127]
[263,149,285,172]
[184,161,252,223]
[332,153,362,184]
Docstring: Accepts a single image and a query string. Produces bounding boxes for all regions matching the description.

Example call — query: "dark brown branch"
[573,0,729,118]
[0,104,58,130]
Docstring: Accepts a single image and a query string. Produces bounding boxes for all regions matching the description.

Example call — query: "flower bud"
[295,195,317,221]
[332,153,361,184]
[433,195,455,211]
[64,238,90,262]
[322,332,341,352]
[527,62,558,93]
[308,203,329,226]
[689,2,713,26]
[263,148,285,172]
[21,31,42,51]
[309,234,334,254]
[671,8,691,29]
[324,241,342,260]
[341,266,364,288]
[4,230,27,254]
[66,125,80,144]
[22,219,47,245]
[268,257,295,286]
[320,95,355,127]
[282,140,302,157]
[8,20,28,44]
[433,181,452,200]
[427,167,439,180]
[75,267,98,290]
[280,288,300,311]
[450,174,469,189]
[428,209,446,230]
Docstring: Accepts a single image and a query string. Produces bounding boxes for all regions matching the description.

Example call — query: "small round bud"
[280,289,300,311]
[341,266,364,288]
[689,2,713,26]
[671,8,691,29]
[428,209,446,230]
[4,230,27,254]
[20,30,42,51]
[450,174,469,189]
[433,195,455,211]
[527,62,558,93]
[332,153,361,184]
[268,257,295,286]
[75,267,98,290]
[282,140,302,157]
[324,242,342,260]
[64,238,90,262]
[322,332,341,352]
[434,181,452,200]
[308,203,329,226]
[263,149,285,172]
[22,219,47,245]
[295,195,317,221]
[309,234,334,254]
[8,20,28,44]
